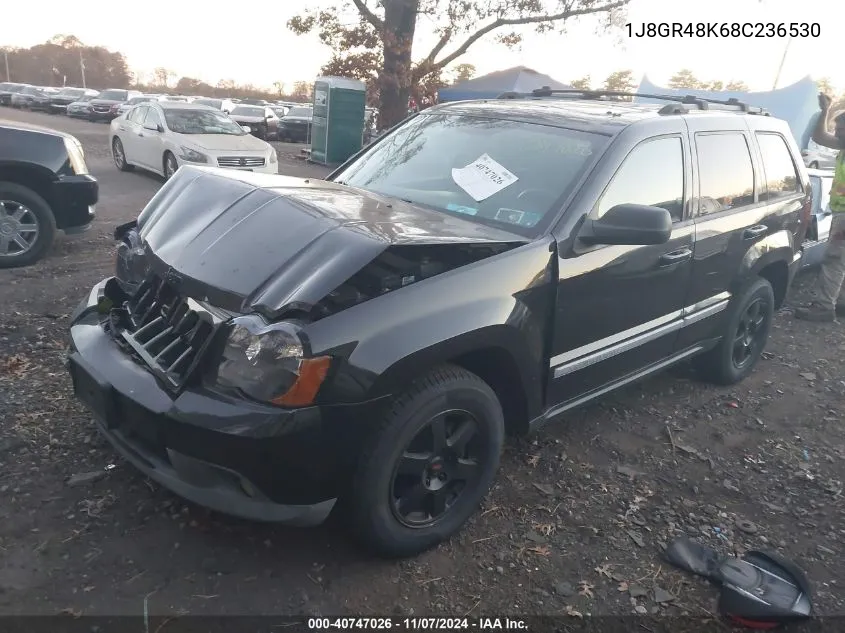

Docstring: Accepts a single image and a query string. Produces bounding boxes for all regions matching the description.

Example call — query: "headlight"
[213,315,331,407]
[179,146,208,163]
[269,150,277,164]
[114,227,148,290]
[64,138,89,175]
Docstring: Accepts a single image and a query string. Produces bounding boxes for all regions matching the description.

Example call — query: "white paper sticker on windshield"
[451,154,518,202]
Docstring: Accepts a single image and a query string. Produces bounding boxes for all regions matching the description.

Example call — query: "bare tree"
[289,0,629,128]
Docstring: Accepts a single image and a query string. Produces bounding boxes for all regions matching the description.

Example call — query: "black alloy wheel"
[345,364,504,558]
[695,277,774,385]
[731,297,768,370]
[390,409,483,528]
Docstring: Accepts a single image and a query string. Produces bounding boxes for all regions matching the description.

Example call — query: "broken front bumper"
[66,279,350,526]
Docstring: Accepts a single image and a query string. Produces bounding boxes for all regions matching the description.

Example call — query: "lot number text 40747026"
[307,617,528,630]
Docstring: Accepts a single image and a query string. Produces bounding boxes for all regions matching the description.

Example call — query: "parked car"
[0,83,30,106]
[66,94,99,118]
[28,87,61,112]
[801,138,838,170]
[11,85,52,109]
[239,98,269,106]
[277,106,313,142]
[109,101,277,179]
[50,87,99,113]
[270,105,289,119]
[88,89,143,122]
[800,168,835,269]
[160,95,194,103]
[116,95,157,117]
[192,97,236,114]
[0,121,97,268]
[228,105,280,140]
[67,92,808,558]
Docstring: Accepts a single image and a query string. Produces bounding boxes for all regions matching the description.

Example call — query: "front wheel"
[694,277,775,385]
[345,365,504,558]
[163,152,179,180]
[112,137,133,172]
[0,182,57,269]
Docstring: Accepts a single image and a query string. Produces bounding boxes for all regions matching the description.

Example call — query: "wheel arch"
[0,162,57,211]
[365,327,542,437]
[736,229,795,309]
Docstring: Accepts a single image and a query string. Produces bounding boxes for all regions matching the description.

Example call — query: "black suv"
[0,121,98,267]
[66,91,809,558]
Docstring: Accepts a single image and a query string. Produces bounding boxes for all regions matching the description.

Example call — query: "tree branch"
[351,0,384,30]
[417,28,453,74]
[430,0,628,73]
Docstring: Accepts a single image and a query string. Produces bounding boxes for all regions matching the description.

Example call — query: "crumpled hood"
[135,166,525,318]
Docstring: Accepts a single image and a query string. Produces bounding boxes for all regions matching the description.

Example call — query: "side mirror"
[144,123,163,133]
[240,125,252,134]
[580,204,672,246]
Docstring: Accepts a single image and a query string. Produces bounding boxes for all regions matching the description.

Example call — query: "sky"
[1,0,839,93]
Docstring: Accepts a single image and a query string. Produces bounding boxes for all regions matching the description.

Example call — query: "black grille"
[120,276,217,389]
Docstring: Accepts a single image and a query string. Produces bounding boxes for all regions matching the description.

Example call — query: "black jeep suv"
[0,120,97,267]
[66,91,809,558]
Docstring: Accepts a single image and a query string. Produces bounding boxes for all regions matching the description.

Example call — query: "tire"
[810,161,819,169]
[694,277,775,385]
[163,152,179,180]
[345,364,505,558]
[0,182,57,269]
[112,137,133,172]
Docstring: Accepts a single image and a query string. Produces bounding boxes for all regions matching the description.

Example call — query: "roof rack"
[498,87,769,116]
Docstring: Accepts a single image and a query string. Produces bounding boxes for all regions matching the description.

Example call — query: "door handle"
[118,126,126,131]
[138,132,145,137]
[659,247,693,266]
[743,225,768,240]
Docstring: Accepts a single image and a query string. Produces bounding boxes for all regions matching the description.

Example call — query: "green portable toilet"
[310,76,366,166]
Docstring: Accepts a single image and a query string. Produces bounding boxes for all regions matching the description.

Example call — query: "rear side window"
[597,136,685,222]
[695,133,755,216]
[756,133,802,200]
[128,105,148,124]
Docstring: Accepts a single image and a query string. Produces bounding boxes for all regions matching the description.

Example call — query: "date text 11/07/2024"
[625,22,820,38]
[307,618,528,630]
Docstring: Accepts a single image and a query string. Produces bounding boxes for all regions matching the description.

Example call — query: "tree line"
[0,35,311,103]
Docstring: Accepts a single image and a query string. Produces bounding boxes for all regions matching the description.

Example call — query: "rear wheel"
[345,365,504,558]
[0,182,57,269]
[694,277,774,385]
[809,161,819,169]
[112,137,133,172]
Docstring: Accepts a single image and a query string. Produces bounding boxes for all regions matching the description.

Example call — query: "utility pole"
[772,35,792,90]
[79,49,86,89]
[4,50,9,82]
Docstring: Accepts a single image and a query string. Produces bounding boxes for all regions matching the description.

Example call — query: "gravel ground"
[0,107,843,626]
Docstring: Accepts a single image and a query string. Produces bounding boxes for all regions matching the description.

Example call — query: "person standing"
[795,94,845,321]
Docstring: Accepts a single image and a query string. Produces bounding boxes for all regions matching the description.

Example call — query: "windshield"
[231,106,264,117]
[99,89,128,101]
[163,108,246,135]
[333,113,606,235]
[9,84,28,93]
[21,86,41,95]
[77,95,97,103]
[195,99,222,108]
[287,107,312,118]
[59,88,85,97]
[811,175,833,212]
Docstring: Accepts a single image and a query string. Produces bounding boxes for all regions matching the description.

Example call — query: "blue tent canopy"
[438,66,571,102]
[635,75,821,149]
